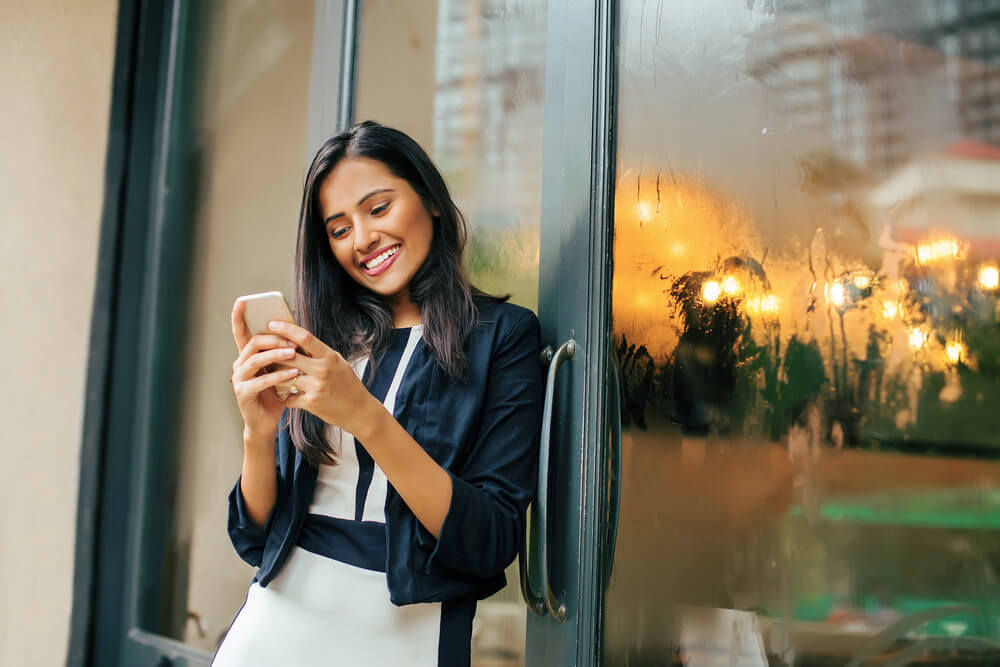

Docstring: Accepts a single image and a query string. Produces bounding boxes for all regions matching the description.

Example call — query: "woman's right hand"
[230,299,300,442]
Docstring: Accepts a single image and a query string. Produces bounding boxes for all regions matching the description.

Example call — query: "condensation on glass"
[355,1,547,665]
[607,1,1000,665]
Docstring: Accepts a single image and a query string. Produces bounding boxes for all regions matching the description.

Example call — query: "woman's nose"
[354,222,380,254]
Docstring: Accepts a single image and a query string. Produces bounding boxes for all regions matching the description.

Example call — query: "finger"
[232,300,251,352]
[266,321,329,359]
[233,334,298,371]
[278,352,327,377]
[233,346,299,382]
[235,367,300,398]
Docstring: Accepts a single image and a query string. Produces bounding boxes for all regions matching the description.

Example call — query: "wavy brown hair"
[289,121,503,465]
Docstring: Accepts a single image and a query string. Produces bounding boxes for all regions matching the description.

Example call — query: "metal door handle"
[518,523,546,616]
[539,339,576,622]
[604,355,622,586]
[519,344,566,617]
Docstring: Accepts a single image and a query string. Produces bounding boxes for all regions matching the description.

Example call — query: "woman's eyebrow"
[323,188,395,224]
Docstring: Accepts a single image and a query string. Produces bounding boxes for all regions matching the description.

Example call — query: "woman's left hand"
[265,320,382,437]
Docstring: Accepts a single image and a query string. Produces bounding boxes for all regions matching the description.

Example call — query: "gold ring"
[289,381,300,395]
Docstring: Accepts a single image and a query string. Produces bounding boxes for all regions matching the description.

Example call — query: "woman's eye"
[371,202,390,216]
[329,226,349,239]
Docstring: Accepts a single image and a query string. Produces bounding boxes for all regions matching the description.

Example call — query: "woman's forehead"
[321,157,402,204]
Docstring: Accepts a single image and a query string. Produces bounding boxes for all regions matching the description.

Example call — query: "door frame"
[70,0,617,664]
[68,1,353,664]
[527,0,617,665]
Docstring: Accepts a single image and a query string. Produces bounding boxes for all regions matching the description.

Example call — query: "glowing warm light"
[826,282,846,308]
[908,329,927,350]
[746,294,780,315]
[669,242,686,256]
[702,280,722,304]
[853,274,872,289]
[945,340,966,364]
[721,275,741,296]
[979,265,999,290]
[916,237,963,265]
[882,301,899,319]
[637,201,653,222]
[635,292,652,309]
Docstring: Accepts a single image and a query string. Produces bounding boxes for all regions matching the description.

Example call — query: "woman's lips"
[361,245,400,276]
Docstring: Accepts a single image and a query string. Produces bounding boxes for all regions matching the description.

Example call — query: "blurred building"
[433,0,546,230]
[748,0,1000,176]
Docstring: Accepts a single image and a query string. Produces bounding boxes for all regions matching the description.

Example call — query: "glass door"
[351,2,616,664]
[604,1,1000,665]
[351,2,615,665]
[87,0,612,665]
[351,1,548,663]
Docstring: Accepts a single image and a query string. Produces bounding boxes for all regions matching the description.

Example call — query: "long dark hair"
[289,120,502,465]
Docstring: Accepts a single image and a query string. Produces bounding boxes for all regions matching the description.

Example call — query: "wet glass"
[606,1,1000,665]
[355,0,547,664]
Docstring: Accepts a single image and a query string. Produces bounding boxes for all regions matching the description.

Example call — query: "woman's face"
[319,156,435,306]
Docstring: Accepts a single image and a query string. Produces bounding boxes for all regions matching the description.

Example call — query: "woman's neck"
[390,298,422,329]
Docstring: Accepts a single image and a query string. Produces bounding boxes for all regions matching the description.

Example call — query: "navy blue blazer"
[227,301,544,605]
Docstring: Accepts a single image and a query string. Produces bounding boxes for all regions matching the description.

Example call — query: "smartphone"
[235,291,299,399]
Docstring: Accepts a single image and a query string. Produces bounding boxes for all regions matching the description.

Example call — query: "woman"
[214,121,544,667]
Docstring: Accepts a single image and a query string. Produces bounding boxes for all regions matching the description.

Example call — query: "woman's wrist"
[351,396,390,444]
[243,425,276,455]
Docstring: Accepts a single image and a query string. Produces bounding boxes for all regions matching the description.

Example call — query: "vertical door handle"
[518,527,546,616]
[539,339,576,622]
[604,354,622,586]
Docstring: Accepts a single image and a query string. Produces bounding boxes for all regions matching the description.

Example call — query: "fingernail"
[268,321,281,331]
[284,348,295,357]
[286,368,299,375]
[284,340,296,347]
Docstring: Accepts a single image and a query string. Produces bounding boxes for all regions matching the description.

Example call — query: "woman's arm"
[267,317,454,537]
[354,405,453,537]
[229,300,297,533]
[269,312,543,574]
[239,427,280,531]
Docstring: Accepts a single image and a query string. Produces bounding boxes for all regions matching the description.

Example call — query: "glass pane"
[355,1,547,664]
[607,1,1000,665]
[158,0,317,653]
[355,0,545,312]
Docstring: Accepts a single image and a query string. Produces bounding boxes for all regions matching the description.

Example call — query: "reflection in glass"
[607,1,1000,664]
[356,1,546,664]
[164,0,317,653]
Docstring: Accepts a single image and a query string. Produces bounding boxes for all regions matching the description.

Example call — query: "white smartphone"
[235,291,299,399]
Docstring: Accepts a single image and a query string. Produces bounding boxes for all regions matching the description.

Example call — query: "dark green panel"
[528,0,616,665]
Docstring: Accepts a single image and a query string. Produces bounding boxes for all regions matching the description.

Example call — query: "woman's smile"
[361,243,401,276]
[319,156,435,320]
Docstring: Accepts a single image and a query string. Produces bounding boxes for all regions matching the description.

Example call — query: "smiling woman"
[214,121,544,667]
[320,157,435,323]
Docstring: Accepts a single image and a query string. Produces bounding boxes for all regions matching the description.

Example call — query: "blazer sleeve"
[226,427,283,568]
[428,311,544,577]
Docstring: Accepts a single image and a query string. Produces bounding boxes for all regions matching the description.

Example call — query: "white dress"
[213,327,472,666]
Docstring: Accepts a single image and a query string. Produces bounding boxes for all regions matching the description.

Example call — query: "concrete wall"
[0,1,118,665]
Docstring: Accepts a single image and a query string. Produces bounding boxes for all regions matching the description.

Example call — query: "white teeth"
[364,246,399,270]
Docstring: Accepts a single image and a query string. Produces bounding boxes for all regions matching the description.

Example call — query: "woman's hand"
[230,300,300,442]
[264,320,384,438]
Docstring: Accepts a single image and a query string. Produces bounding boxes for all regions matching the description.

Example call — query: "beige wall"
[0,1,118,665]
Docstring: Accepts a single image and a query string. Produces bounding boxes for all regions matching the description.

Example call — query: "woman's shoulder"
[473,298,539,336]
